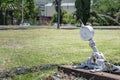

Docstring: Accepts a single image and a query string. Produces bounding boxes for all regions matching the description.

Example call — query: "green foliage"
[75,0,91,25]
[62,14,69,24]
[33,6,40,18]
[91,0,120,25]
[0,0,17,24]
[0,0,40,25]
[52,10,76,25]
[51,10,66,24]
[74,0,120,26]
[51,12,57,23]
[24,0,35,19]
[61,10,68,24]
[93,0,120,14]
[62,13,76,24]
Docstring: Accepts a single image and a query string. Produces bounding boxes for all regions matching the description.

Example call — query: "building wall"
[62,0,75,3]
[45,5,55,17]
[62,6,76,14]
[35,0,76,16]
[45,3,75,17]
[35,0,75,4]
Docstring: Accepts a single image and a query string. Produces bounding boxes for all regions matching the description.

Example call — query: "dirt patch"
[0,64,57,79]
[0,66,6,72]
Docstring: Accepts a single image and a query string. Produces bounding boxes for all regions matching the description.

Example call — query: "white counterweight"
[80,25,99,53]
[74,23,120,73]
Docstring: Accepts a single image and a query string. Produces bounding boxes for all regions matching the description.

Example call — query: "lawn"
[0,27,120,79]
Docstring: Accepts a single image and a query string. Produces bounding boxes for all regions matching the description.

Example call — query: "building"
[35,0,75,16]
[35,0,76,24]
[45,3,75,17]
[35,0,54,16]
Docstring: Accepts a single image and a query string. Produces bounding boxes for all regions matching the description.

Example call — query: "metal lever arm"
[89,39,99,52]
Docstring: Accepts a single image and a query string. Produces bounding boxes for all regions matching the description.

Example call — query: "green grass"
[12,69,56,80]
[0,28,120,69]
[0,28,120,79]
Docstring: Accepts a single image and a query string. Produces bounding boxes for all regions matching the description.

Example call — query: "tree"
[33,6,40,18]
[53,0,62,25]
[62,11,76,24]
[0,0,5,25]
[91,0,120,25]
[0,0,39,25]
[52,10,76,25]
[75,0,91,25]
[51,13,57,23]
[24,0,35,19]
[0,0,17,25]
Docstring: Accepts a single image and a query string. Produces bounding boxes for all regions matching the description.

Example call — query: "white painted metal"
[80,24,99,52]
[73,22,120,73]
[89,39,99,52]
[80,25,94,41]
